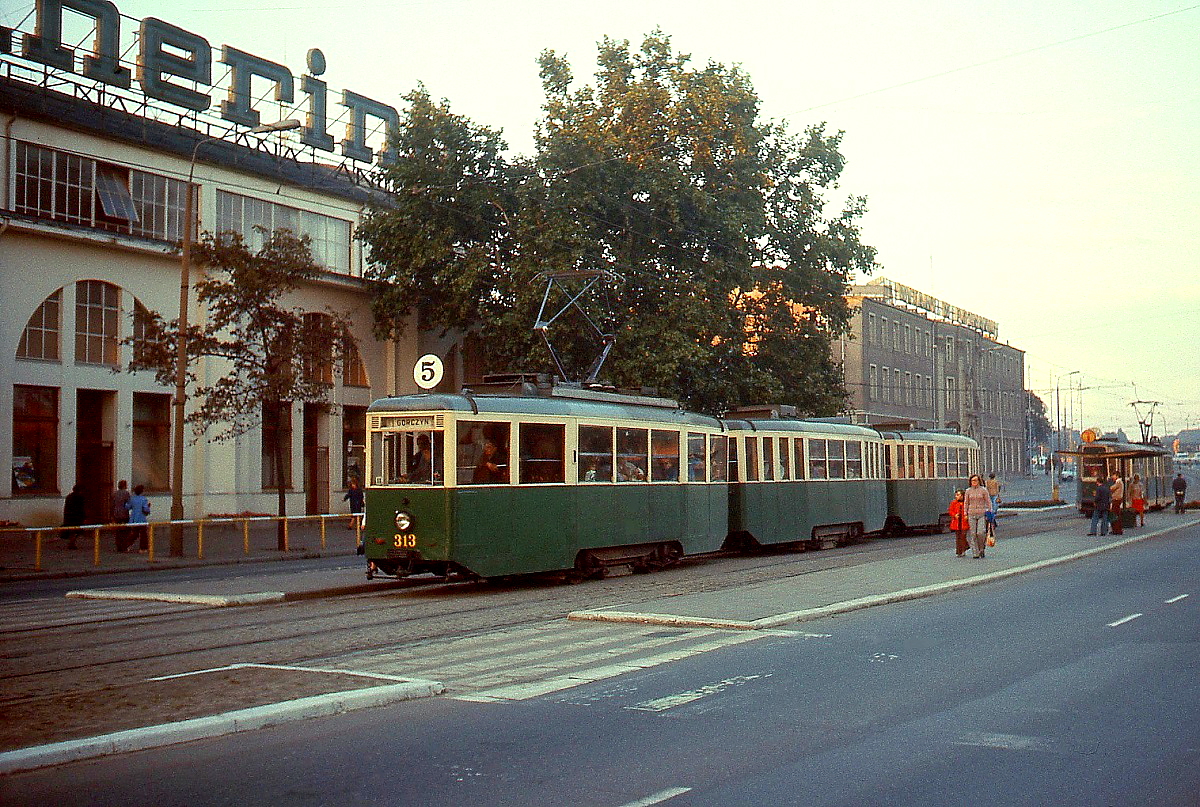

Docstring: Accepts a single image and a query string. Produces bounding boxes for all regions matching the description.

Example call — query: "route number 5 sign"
[414,354,444,390]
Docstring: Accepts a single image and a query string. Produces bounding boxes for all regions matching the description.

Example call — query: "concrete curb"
[65,589,287,606]
[569,518,1199,631]
[0,678,444,776]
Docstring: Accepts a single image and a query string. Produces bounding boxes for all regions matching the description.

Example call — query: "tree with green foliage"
[128,228,352,548]
[360,31,876,415]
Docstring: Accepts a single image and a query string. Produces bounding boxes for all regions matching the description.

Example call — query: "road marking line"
[146,662,426,684]
[1165,594,1189,604]
[627,674,765,713]
[617,786,692,806]
[1107,613,1143,627]
[953,732,1054,752]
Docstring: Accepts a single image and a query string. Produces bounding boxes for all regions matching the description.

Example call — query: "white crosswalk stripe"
[312,622,783,701]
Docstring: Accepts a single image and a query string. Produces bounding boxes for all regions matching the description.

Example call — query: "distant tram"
[1059,437,1173,517]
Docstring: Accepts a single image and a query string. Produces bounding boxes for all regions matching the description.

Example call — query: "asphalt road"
[3,518,1196,805]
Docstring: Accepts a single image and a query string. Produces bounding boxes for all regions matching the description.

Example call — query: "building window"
[868,364,878,401]
[867,313,875,345]
[904,324,912,354]
[132,392,171,491]
[881,368,891,403]
[217,191,354,276]
[342,336,369,388]
[905,372,914,406]
[891,322,900,352]
[17,289,62,362]
[75,280,120,365]
[12,385,59,496]
[262,404,293,489]
[12,142,184,241]
[946,377,958,411]
[302,313,335,385]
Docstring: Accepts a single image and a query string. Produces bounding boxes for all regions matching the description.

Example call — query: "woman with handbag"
[949,489,969,557]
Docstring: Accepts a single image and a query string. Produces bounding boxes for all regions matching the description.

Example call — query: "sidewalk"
[568,508,1200,630]
[0,516,361,583]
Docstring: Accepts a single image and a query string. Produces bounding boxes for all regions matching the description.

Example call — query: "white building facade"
[0,3,447,527]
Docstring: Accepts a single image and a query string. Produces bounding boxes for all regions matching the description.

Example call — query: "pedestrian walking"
[1089,477,1112,536]
[964,474,992,558]
[1109,471,1125,535]
[1173,473,1188,513]
[125,484,151,551]
[948,489,969,557]
[61,484,86,549]
[110,479,132,552]
[986,473,1002,513]
[344,478,365,553]
[1129,473,1145,527]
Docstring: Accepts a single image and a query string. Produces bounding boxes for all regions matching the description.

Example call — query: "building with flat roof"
[0,3,458,526]
[838,278,1027,477]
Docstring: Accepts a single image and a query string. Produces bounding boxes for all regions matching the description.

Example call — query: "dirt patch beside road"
[0,666,385,752]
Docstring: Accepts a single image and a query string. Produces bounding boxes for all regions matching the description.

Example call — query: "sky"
[5,0,1198,438]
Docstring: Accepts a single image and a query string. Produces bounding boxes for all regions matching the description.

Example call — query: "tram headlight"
[395,510,413,531]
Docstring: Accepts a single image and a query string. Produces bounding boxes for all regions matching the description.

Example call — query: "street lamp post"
[169,120,301,555]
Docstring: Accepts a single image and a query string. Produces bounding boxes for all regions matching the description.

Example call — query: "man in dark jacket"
[1173,473,1189,514]
[1089,479,1112,536]
[61,484,86,549]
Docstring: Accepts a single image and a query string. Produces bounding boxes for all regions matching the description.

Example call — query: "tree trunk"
[274,401,289,551]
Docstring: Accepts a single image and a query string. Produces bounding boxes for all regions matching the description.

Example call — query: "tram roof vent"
[726,404,799,420]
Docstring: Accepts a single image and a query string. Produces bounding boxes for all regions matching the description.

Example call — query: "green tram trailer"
[722,407,890,550]
[879,429,978,535]
[363,382,731,580]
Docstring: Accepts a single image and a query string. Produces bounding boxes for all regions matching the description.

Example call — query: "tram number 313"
[393,533,418,548]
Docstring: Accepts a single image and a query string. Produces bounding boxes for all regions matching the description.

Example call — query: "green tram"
[880,430,977,535]
[363,382,731,580]
[721,407,889,550]
[1060,437,1173,517]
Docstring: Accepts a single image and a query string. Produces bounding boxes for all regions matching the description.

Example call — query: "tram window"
[956,448,969,477]
[794,439,806,480]
[906,445,917,479]
[846,441,863,479]
[519,423,564,484]
[579,425,614,483]
[762,438,775,481]
[745,437,760,482]
[809,439,828,479]
[371,429,443,486]
[779,438,790,480]
[457,421,510,485]
[935,446,947,477]
[687,433,707,482]
[828,440,846,479]
[616,427,648,482]
[710,435,729,481]
[926,446,935,479]
[651,430,680,482]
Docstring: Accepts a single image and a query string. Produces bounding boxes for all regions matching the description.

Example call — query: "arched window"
[75,280,120,365]
[16,289,62,362]
[342,335,369,388]
[302,312,334,385]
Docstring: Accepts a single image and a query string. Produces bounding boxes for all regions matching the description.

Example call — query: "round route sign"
[413,354,444,390]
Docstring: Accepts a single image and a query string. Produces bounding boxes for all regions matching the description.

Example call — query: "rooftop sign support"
[1,0,398,168]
